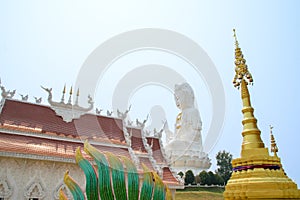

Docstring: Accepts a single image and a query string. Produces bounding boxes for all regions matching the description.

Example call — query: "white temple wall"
[0,156,84,200]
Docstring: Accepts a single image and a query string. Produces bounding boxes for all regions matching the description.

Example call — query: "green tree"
[216,150,233,184]
[199,170,209,185]
[184,170,195,185]
[207,171,215,185]
[214,173,225,185]
[177,171,184,178]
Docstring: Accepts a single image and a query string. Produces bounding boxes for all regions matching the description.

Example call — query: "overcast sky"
[1,0,300,185]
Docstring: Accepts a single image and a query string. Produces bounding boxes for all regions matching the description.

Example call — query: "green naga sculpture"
[59,141,173,200]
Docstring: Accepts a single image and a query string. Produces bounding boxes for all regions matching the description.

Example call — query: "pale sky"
[1,0,300,185]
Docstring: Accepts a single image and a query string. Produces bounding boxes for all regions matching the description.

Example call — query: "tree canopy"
[184,170,195,185]
[199,170,209,185]
[178,171,184,178]
[215,150,233,184]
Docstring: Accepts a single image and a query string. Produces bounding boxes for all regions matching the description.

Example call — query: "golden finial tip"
[69,86,73,95]
[233,29,238,45]
[63,84,66,94]
[269,125,278,156]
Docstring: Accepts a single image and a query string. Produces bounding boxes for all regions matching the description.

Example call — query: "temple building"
[224,30,300,199]
[0,85,183,199]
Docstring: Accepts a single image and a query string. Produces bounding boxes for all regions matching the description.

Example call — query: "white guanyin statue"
[164,82,211,174]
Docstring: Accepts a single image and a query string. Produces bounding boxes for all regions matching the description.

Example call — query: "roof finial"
[61,84,66,103]
[68,86,73,105]
[232,29,253,89]
[270,125,278,156]
[69,86,73,95]
[75,88,79,105]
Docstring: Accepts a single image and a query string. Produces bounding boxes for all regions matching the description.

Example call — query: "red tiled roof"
[0,99,125,142]
[163,167,178,183]
[139,156,154,171]
[0,132,130,159]
[127,127,147,152]
[146,137,166,164]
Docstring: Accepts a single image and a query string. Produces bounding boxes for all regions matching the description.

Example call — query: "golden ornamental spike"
[270,125,278,156]
[232,29,253,89]
[67,86,73,105]
[75,88,79,105]
[63,84,66,94]
[69,86,73,95]
[233,29,239,48]
[61,84,66,103]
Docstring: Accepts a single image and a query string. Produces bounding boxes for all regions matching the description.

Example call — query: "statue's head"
[174,82,195,109]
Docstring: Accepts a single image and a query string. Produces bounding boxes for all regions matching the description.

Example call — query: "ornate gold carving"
[232,29,253,88]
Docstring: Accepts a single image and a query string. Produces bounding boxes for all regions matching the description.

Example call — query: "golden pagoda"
[223,29,300,200]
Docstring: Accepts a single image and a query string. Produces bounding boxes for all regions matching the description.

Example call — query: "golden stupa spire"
[270,125,278,156]
[224,29,300,200]
[232,29,264,154]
